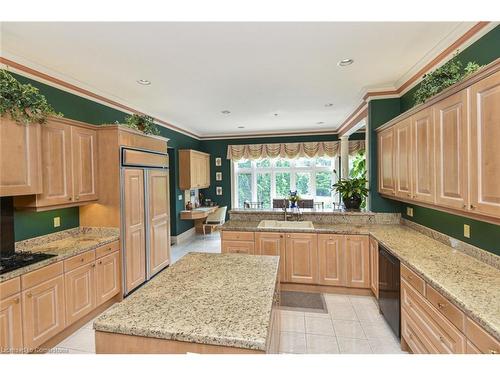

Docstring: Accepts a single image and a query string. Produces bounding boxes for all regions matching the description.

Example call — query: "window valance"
[226,140,364,161]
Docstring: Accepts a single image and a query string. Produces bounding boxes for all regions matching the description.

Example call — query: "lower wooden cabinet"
[96,251,121,306]
[369,237,379,298]
[221,240,255,254]
[285,233,318,284]
[345,235,370,288]
[0,293,23,352]
[255,232,286,282]
[65,263,96,326]
[22,275,66,350]
[318,234,344,286]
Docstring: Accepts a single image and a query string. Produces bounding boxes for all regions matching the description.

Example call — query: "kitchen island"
[94,253,280,354]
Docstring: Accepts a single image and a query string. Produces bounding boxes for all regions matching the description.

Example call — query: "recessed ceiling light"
[324,103,334,107]
[316,121,325,125]
[273,113,279,117]
[337,59,354,67]
[136,79,151,85]
[221,110,231,115]
[237,126,245,129]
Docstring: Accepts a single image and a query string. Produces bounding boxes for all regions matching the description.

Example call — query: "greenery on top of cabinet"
[119,113,161,136]
[0,69,62,125]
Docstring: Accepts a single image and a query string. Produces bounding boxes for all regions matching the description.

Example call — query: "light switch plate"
[406,207,413,217]
[464,224,470,238]
[53,217,61,228]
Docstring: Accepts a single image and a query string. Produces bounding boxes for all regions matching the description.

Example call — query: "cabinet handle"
[14,297,20,304]
[26,292,32,298]
[439,336,445,343]
[81,258,84,262]
[91,263,96,268]
[407,193,411,197]
[489,349,498,354]
[68,197,73,201]
[287,235,291,238]
[462,204,467,208]
[76,196,80,201]
[470,204,476,209]
[108,247,112,251]
[280,235,283,238]
[98,261,103,265]
[437,302,446,309]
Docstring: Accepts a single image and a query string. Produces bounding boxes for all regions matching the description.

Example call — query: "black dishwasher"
[378,245,401,338]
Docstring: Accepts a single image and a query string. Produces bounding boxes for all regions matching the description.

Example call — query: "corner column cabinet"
[369,237,379,298]
[377,61,500,222]
[0,117,42,197]
[179,149,210,190]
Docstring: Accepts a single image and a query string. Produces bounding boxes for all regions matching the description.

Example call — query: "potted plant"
[121,113,161,136]
[0,69,61,124]
[332,174,368,211]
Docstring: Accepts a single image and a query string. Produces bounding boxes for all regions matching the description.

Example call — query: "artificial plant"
[122,113,161,136]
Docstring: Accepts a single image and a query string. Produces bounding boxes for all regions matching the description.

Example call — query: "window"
[232,156,339,209]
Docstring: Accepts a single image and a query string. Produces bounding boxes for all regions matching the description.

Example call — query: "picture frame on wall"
[216,186,223,195]
[215,172,222,181]
[215,157,222,167]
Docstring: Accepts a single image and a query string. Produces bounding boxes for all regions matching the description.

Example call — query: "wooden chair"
[298,199,314,208]
[273,199,289,208]
[313,202,325,210]
[243,201,264,209]
[202,206,228,235]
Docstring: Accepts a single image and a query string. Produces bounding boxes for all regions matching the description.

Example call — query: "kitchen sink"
[257,220,314,229]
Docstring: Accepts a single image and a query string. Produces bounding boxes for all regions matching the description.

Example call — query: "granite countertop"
[94,253,280,351]
[222,220,500,340]
[0,227,120,282]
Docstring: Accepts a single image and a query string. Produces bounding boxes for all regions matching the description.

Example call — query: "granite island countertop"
[221,220,500,341]
[94,252,280,351]
[0,227,120,282]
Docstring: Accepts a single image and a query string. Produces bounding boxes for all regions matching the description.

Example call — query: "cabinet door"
[255,232,286,282]
[318,234,345,286]
[96,251,120,306]
[203,153,211,187]
[469,70,500,218]
[71,126,98,202]
[285,233,318,284]
[345,235,370,288]
[22,275,65,350]
[369,237,379,298]
[434,90,468,211]
[221,240,255,254]
[65,263,96,326]
[412,108,435,203]
[124,168,146,293]
[395,118,413,199]
[147,170,170,277]
[378,127,396,196]
[0,118,41,196]
[37,120,73,206]
[0,293,23,352]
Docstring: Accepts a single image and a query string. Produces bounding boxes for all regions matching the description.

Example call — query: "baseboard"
[280,283,374,296]
[171,227,196,245]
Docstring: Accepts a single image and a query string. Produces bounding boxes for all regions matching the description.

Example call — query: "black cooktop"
[0,252,57,275]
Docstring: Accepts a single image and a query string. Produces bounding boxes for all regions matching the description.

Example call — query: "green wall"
[11,72,200,240]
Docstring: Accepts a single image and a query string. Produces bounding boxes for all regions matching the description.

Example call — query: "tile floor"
[50,232,406,354]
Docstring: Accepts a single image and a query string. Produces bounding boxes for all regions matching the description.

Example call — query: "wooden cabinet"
[411,107,435,204]
[317,234,344,286]
[147,170,170,276]
[285,233,318,284]
[434,90,468,210]
[179,149,210,190]
[369,237,379,298]
[14,119,98,209]
[378,127,396,196]
[345,235,370,288]
[255,232,286,282]
[469,70,500,218]
[65,263,96,326]
[96,251,120,306]
[22,275,66,350]
[0,117,42,197]
[465,317,500,354]
[0,277,23,353]
[221,240,255,254]
[395,117,413,199]
[123,168,146,293]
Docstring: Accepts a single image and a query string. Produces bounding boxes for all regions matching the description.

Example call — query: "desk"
[180,206,218,233]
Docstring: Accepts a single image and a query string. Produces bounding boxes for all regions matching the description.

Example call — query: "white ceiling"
[0,22,481,137]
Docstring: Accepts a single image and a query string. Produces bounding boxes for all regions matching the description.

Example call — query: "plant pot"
[343,195,362,210]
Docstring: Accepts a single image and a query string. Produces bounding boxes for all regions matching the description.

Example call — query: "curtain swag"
[226,140,364,161]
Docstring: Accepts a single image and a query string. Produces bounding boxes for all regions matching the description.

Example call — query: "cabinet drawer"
[221,240,255,255]
[465,317,500,354]
[401,307,433,354]
[21,261,63,290]
[425,284,465,332]
[466,340,482,354]
[401,279,466,353]
[95,241,120,259]
[222,231,255,241]
[401,264,425,295]
[64,250,96,272]
[0,277,21,300]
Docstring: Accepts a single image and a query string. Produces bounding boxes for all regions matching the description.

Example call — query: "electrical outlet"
[178,195,183,201]
[53,217,61,228]
[406,207,413,217]
[463,224,470,238]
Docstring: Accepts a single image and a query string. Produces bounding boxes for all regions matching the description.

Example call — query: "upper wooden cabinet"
[469,70,500,218]
[14,119,98,209]
[395,117,413,199]
[179,149,210,190]
[0,117,42,197]
[378,127,396,196]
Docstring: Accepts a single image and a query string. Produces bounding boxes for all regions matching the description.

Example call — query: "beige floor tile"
[368,338,407,354]
[304,311,330,318]
[279,332,307,354]
[337,337,372,354]
[58,328,96,353]
[281,313,306,333]
[305,316,335,336]
[360,320,396,340]
[323,293,351,305]
[306,334,340,354]
[328,304,358,320]
[354,305,384,322]
[332,320,366,339]
[280,309,306,317]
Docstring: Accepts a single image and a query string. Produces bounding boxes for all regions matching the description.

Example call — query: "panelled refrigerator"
[120,147,171,295]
